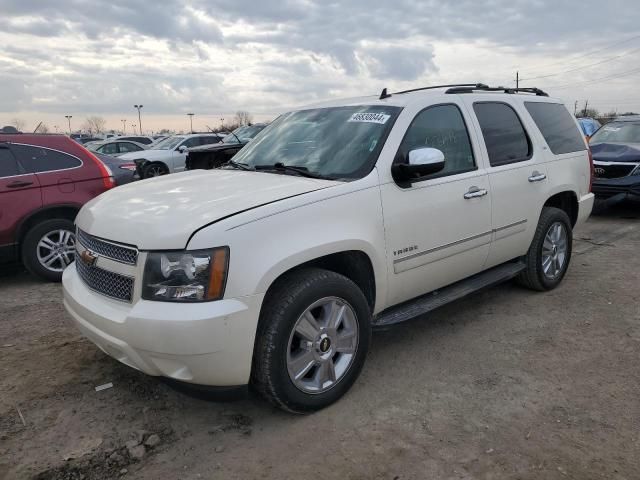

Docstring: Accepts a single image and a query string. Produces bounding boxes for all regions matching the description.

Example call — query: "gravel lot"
[1,202,639,480]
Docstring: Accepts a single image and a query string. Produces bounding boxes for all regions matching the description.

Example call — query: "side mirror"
[178,145,188,153]
[392,147,445,183]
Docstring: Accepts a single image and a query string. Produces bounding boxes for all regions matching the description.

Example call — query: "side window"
[473,102,532,166]
[11,144,82,173]
[101,143,119,155]
[397,104,475,178]
[0,147,22,178]
[182,137,201,148]
[119,142,142,153]
[199,136,220,146]
[132,137,152,145]
[525,102,586,154]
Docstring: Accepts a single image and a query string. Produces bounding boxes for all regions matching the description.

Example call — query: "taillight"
[119,163,137,171]
[83,148,115,190]
[587,148,594,193]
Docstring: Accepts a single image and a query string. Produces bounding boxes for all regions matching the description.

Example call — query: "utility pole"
[516,71,519,89]
[187,113,195,133]
[65,115,72,134]
[121,119,127,134]
[134,105,143,134]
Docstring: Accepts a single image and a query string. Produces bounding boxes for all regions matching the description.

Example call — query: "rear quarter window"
[11,144,82,173]
[525,102,586,155]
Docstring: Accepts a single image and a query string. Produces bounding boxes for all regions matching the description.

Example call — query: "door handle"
[464,186,488,199]
[7,180,33,188]
[528,171,547,182]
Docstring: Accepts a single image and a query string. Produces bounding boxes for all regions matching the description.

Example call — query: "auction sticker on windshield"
[348,112,391,124]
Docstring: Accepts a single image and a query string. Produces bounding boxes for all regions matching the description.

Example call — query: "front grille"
[594,163,636,179]
[77,229,138,265]
[76,258,134,302]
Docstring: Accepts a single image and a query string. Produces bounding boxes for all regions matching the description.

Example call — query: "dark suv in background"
[0,134,114,281]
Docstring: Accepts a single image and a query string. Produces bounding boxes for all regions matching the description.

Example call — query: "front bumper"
[62,264,264,386]
[592,176,640,198]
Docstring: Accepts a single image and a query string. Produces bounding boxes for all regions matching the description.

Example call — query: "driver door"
[380,102,493,306]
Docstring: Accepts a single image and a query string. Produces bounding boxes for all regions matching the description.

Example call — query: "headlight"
[142,247,229,302]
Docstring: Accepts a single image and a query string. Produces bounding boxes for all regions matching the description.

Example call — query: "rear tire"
[142,162,169,178]
[251,268,371,413]
[517,207,572,291]
[21,219,76,282]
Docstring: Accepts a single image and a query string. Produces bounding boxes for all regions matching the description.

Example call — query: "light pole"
[54,125,59,133]
[65,115,72,134]
[131,124,137,134]
[134,105,143,134]
[220,117,224,129]
[187,113,195,133]
[121,119,127,134]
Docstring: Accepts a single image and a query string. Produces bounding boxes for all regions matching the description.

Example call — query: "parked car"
[63,84,594,413]
[186,124,268,170]
[118,136,156,145]
[577,117,601,139]
[89,140,147,157]
[95,153,137,186]
[118,133,224,178]
[0,134,115,281]
[590,115,640,199]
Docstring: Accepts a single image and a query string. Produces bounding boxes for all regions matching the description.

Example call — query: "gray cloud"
[1,0,640,122]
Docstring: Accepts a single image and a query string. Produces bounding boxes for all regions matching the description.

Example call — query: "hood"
[77,169,340,249]
[118,149,171,161]
[590,143,640,163]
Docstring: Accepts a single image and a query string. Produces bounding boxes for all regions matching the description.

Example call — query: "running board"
[373,262,525,328]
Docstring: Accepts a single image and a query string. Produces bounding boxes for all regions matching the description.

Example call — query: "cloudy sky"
[1,0,640,133]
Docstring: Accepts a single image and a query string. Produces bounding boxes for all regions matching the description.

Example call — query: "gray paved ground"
[1,201,639,480]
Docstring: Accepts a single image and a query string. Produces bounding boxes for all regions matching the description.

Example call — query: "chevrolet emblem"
[80,249,98,266]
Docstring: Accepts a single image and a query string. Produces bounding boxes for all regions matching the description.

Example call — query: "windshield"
[590,122,640,144]
[152,135,186,150]
[231,106,401,179]
[222,125,266,144]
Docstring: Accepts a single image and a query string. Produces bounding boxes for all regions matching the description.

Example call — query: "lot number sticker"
[348,112,391,124]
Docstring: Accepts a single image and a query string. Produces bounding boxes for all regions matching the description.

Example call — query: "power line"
[521,47,640,81]
[546,66,640,90]
[521,33,640,72]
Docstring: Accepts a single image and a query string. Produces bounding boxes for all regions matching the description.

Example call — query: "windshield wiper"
[222,160,255,171]
[255,162,334,180]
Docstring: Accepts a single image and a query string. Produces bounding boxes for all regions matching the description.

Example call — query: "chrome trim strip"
[393,219,528,265]
[394,230,492,264]
[593,161,640,166]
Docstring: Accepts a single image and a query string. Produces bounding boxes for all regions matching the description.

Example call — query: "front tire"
[251,268,371,413]
[517,207,572,291]
[21,219,76,282]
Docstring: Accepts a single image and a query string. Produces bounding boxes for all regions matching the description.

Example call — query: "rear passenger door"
[463,100,548,267]
[10,143,84,207]
[0,144,41,249]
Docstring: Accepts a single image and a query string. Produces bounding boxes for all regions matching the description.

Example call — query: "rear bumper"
[62,264,264,386]
[592,176,640,198]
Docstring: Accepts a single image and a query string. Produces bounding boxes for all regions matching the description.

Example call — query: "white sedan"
[119,133,223,178]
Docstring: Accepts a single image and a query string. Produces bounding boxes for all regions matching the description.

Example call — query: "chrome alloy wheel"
[286,297,359,394]
[542,221,568,279]
[36,229,76,272]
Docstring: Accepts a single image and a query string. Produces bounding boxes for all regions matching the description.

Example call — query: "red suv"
[0,134,114,281]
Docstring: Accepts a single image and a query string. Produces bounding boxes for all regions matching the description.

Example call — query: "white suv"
[63,84,594,413]
[118,133,223,178]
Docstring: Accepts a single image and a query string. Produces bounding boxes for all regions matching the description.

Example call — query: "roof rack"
[379,83,487,100]
[378,83,549,100]
[445,85,549,97]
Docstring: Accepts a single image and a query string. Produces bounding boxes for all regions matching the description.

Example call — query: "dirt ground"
[1,201,639,480]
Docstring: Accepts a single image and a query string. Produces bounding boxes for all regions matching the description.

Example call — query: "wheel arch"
[260,249,378,313]
[542,190,579,227]
[16,204,81,247]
